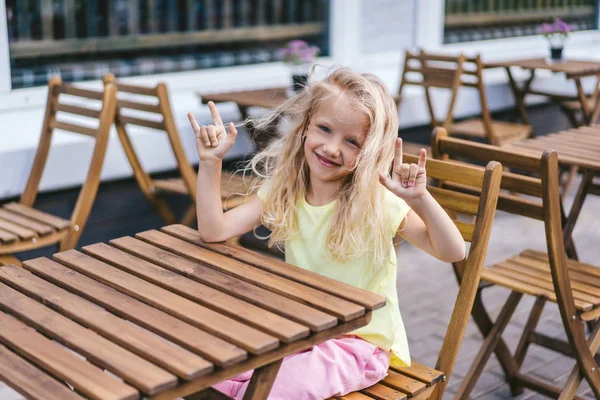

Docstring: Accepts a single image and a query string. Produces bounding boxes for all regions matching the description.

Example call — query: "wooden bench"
[433,129,600,399]
[331,131,504,400]
[0,77,116,266]
[103,74,252,227]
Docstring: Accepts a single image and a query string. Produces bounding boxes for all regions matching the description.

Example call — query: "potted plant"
[279,40,320,93]
[538,18,574,62]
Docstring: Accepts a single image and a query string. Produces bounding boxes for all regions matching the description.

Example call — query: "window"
[443,0,598,44]
[5,0,330,89]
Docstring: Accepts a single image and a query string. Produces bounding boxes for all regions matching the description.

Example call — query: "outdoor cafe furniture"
[485,57,600,127]
[0,223,384,400]
[432,129,600,399]
[0,77,117,267]
[0,152,503,400]
[504,124,600,261]
[398,50,532,147]
[103,74,250,227]
[332,148,504,400]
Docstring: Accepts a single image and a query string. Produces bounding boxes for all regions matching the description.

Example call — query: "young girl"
[188,68,465,399]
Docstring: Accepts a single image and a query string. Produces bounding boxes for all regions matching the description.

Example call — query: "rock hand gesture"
[188,101,238,163]
[379,138,428,203]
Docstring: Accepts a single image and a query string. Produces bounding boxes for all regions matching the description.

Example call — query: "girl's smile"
[315,152,342,168]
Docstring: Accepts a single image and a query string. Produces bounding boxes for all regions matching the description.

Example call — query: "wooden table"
[485,58,600,127]
[0,224,384,400]
[199,87,289,120]
[505,124,600,260]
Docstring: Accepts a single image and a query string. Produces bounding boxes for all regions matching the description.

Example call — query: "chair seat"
[559,98,595,111]
[330,362,445,400]
[482,249,600,319]
[152,172,254,209]
[450,119,532,144]
[0,202,71,250]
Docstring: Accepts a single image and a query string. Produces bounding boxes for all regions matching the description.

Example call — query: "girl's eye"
[346,138,360,147]
[318,125,331,134]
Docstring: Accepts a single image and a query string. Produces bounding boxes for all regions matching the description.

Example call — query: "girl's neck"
[305,182,339,206]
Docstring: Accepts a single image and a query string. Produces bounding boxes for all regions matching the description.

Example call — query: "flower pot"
[292,74,308,92]
[550,46,564,61]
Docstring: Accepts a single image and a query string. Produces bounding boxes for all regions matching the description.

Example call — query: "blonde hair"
[248,67,399,268]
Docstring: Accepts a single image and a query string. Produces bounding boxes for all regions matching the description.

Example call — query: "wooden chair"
[432,130,600,399]
[398,50,532,147]
[103,74,251,227]
[0,77,117,266]
[331,133,503,400]
[558,76,600,128]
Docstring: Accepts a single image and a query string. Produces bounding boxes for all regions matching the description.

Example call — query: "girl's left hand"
[379,138,428,204]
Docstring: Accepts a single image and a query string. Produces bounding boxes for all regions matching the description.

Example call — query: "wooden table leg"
[506,67,534,128]
[574,78,593,125]
[242,359,283,400]
[563,170,594,250]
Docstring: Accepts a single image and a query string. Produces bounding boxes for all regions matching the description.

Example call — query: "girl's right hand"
[188,101,238,163]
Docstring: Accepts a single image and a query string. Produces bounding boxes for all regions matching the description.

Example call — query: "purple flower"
[538,18,574,38]
[537,23,554,35]
[279,40,320,65]
[554,18,574,33]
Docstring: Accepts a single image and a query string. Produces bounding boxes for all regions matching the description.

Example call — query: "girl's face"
[303,94,368,186]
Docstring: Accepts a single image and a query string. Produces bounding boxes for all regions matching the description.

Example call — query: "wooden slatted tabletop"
[505,124,600,260]
[485,58,600,79]
[0,224,384,400]
[199,87,288,110]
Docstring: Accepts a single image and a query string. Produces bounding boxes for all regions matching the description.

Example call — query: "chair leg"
[559,320,600,400]
[514,296,546,367]
[453,291,523,399]
[180,204,197,227]
[0,255,21,267]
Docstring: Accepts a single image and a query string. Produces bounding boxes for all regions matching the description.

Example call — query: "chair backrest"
[398,50,498,142]
[102,74,197,200]
[431,128,588,378]
[403,140,502,399]
[20,76,117,249]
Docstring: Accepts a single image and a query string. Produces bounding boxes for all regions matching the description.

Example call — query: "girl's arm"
[379,139,465,263]
[189,102,263,242]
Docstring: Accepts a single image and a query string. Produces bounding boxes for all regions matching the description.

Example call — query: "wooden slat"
[159,224,386,311]
[0,265,212,381]
[0,279,178,394]
[55,103,101,119]
[116,83,158,96]
[3,203,71,230]
[0,228,18,244]
[21,256,245,368]
[153,178,189,195]
[117,99,161,114]
[392,362,445,386]
[107,237,337,332]
[0,219,36,240]
[520,250,600,280]
[56,84,105,100]
[361,383,408,400]
[52,250,279,355]
[0,343,86,400]
[428,186,479,215]
[454,220,474,242]
[404,154,485,187]
[383,369,428,396]
[118,115,165,131]
[0,209,54,235]
[0,312,138,400]
[83,242,310,343]
[50,120,98,137]
[137,229,366,321]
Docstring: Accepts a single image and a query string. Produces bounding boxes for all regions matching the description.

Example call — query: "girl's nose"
[323,143,340,158]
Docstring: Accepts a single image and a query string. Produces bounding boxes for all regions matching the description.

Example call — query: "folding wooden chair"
[103,74,251,227]
[398,50,532,147]
[0,77,117,266]
[558,76,600,128]
[432,130,600,399]
[331,135,503,400]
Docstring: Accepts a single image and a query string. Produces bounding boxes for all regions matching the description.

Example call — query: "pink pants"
[213,335,390,400]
